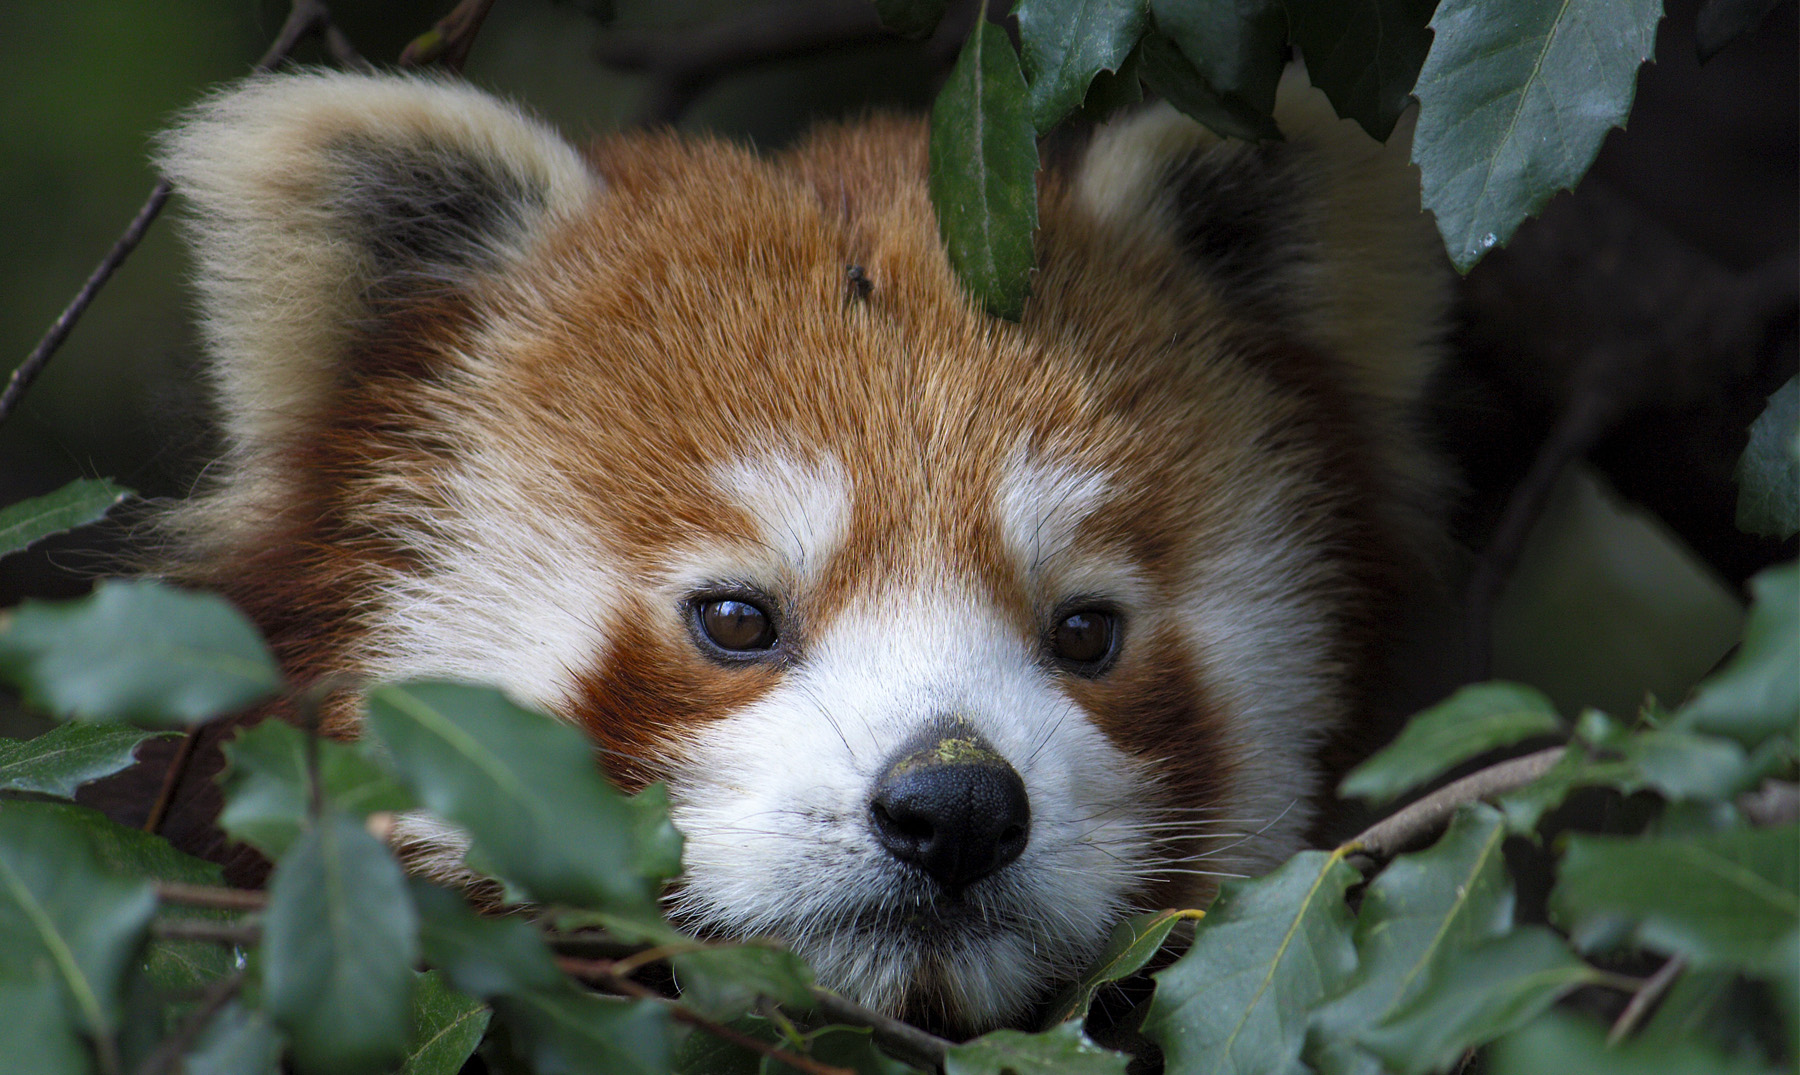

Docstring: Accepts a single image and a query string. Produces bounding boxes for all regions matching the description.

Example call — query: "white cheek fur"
[666,583,1156,1026]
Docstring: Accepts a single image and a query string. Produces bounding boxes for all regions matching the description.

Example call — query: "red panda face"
[155,72,1448,1031]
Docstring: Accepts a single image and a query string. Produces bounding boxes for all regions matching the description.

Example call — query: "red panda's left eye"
[1051,610,1117,671]
[697,598,777,653]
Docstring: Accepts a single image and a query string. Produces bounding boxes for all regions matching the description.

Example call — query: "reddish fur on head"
[155,68,1448,1030]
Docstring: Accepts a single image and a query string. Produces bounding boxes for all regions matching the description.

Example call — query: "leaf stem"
[1607,955,1685,1044]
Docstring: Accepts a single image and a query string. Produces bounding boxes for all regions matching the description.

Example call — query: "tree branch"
[155,881,267,912]
[1345,748,1567,860]
[1,0,356,432]
[808,986,953,1071]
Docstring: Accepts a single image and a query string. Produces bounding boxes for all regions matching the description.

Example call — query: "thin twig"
[151,919,262,946]
[132,970,246,1075]
[809,986,953,1071]
[399,0,501,71]
[1345,748,1567,860]
[556,957,856,1075]
[155,881,268,912]
[1,0,344,431]
[1608,954,1686,1045]
[143,729,200,835]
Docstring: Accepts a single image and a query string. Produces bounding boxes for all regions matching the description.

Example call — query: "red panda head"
[155,69,1448,1031]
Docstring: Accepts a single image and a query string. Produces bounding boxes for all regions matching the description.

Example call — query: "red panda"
[152,68,1449,1032]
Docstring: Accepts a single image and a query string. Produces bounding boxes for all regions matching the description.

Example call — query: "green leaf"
[1340,682,1563,805]
[929,12,1039,322]
[218,719,414,859]
[401,970,491,1075]
[184,1001,284,1075]
[1357,928,1604,1075]
[1016,0,1148,132]
[0,723,173,799]
[31,801,239,995]
[671,942,815,1019]
[1043,908,1195,1027]
[1143,849,1360,1075]
[626,781,684,883]
[1489,1008,1780,1075]
[1150,0,1288,116]
[1137,31,1282,142]
[1735,376,1799,539]
[263,810,418,1075]
[0,800,157,1046]
[504,990,672,1075]
[1679,563,1799,747]
[0,579,283,726]
[784,1024,928,1075]
[1550,825,1799,967]
[1286,0,1437,141]
[945,1019,1131,1075]
[1411,0,1662,270]
[1308,805,1512,1075]
[364,681,664,913]
[413,880,675,1075]
[0,974,90,1075]
[0,478,131,559]
[875,0,950,38]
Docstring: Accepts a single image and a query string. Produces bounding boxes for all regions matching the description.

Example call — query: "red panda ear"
[155,70,597,458]
[1071,68,1448,417]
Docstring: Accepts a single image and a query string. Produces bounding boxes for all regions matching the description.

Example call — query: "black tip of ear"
[1165,141,1312,320]
[327,137,550,291]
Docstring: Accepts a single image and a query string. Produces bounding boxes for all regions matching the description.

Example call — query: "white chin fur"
[663,583,1155,1028]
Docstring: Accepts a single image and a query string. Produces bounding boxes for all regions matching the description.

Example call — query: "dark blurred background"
[1,0,1795,729]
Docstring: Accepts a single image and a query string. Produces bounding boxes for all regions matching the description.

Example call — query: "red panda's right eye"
[697,598,777,653]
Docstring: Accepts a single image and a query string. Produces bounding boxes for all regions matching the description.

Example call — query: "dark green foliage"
[218,718,415,858]
[0,478,130,559]
[1410,0,1662,270]
[1339,682,1563,804]
[0,722,172,798]
[1015,0,1147,132]
[263,810,419,1074]
[944,1020,1129,1074]
[1284,0,1436,141]
[1734,376,1799,539]
[0,579,282,726]
[929,12,1040,321]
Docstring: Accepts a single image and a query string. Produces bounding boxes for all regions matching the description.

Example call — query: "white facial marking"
[667,582,1155,1027]
[710,452,851,585]
[361,443,619,714]
[997,451,1111,577]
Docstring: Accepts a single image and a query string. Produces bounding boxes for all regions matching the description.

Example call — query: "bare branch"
[155,881,267,912]
[1345,748,1566,860]
[808,986,953,1071]
[0,0,352,432]
[143,730,200,836]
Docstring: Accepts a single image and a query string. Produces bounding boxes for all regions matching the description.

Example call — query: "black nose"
[868,723,1030,892]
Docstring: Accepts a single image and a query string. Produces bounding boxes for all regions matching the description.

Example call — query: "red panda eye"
[1051,610,1117,671]
[697,598,777,653]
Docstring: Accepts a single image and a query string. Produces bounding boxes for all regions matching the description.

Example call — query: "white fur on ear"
[155,70,597,461]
